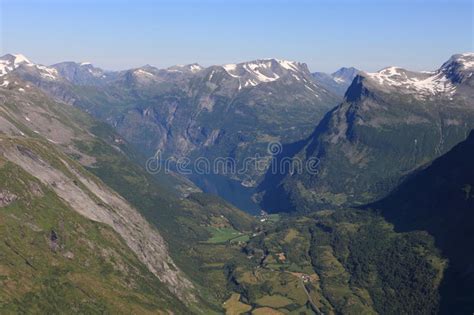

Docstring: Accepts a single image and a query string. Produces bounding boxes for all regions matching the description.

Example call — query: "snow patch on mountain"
[365,66,456,96]
[12,54,31,64]
[134,69,155,77]
[35,64,59,80]
[0,54,59,80]
[365,53,474,97]
[277,59,300,71]
[222,59,305,87]
[223,64,237,72]
[189,64,203,73]
[0,54,32,76]
[449,52,474,70]
[167,63,204,73]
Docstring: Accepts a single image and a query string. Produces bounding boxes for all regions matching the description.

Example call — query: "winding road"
[299,278,323,315]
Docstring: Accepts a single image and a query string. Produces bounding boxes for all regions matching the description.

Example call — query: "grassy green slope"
[0,158,188,314]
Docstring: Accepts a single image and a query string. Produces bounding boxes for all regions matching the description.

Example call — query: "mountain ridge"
[260,52,474,212]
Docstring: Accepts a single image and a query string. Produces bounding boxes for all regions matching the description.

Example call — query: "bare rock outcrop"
[0,190,17,207]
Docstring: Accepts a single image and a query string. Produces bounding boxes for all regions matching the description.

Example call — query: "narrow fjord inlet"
[0,1,473,314]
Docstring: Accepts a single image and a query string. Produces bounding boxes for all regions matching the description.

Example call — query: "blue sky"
[1,0,472,72]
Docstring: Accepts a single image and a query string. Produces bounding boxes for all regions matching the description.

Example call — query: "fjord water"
[189,173,260,215]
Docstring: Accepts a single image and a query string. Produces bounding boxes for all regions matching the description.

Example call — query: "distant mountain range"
[3,53,473,212]
[0,54,343,189]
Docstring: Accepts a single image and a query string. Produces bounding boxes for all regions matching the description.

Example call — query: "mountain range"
[1,51,474,314]
[0,54,344,191]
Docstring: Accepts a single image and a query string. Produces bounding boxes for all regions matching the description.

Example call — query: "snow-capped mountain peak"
[0,53,33,76]
[438,52,474,84]
[221,58,307,87]
[364,65,457,97]
[167,63,204,73]
[363,53,474,97]
[13,53,31,63]
[0,53,59,80]
[223,58,303,74]
[442,52,474,70]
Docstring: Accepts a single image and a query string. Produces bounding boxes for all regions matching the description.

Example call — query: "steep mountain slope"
[0,152,189,314]
[3,54,341,189]
[0,76,262,312]
[313,67,360,96]
[0,82,196,311]
[260,53,474,212]
[373,130,474,314]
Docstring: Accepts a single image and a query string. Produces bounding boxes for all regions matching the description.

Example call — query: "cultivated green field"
[205,227,250,244]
